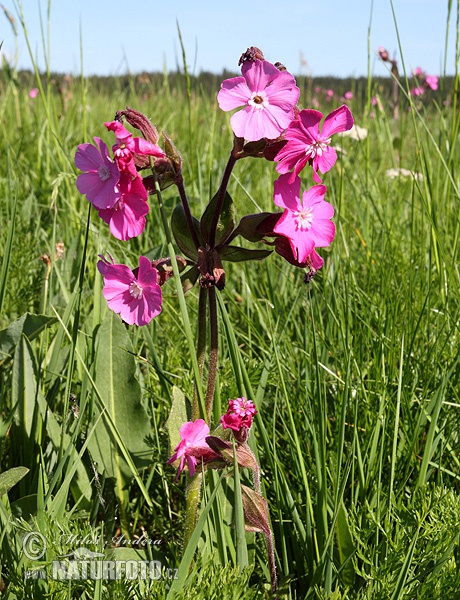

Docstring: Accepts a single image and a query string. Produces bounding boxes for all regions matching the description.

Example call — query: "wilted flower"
[97,254,162,326]
[217,59,300,141]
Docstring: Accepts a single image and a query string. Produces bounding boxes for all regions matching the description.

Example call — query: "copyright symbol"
[23,532,46,560]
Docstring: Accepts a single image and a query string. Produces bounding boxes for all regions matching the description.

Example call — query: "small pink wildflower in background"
[97,255,162,326]
[75,138,121,209]
[97,173,149,240]
[425,75,438,91]
[217,59,300,141]
[29,87,39,98]
[343,91,353,100]
[412,67,424,77]
[221,397,257,432]
[411,86,425,97]
[275,104,354,183]
[168,419,217,478]
[378,46,390,61]
[273,174,335,264]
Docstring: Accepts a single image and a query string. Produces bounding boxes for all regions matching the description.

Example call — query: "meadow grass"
[1,8,460,599]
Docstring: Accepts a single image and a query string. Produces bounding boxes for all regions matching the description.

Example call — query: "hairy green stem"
[193,286,208,421]
[205,287,219,421]
[184,472,202,549]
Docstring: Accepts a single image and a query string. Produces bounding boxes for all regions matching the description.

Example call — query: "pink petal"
[242,60,281,92]
[310,219,336,247]
[302,185,328,207]
[296,110,323,137]
[217,77,250,111]
[315,147,338,176]
[273,174,302,210]
[321,105,354,138]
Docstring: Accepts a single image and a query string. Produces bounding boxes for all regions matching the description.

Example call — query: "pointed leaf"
[0,467,29,496]
[12,335,39,440]
[200,190,235,245]
[218,245,272,263]
[171,204,202,260]
[0,313,56,361]
[88,312,153,481]
[165,386,189,455]
[181,265,200,293]
[232,212,278,243]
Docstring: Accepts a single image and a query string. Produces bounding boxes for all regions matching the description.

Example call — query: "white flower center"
[248,90,269,110]
[305,137,331,160]
[294,206,314,231]
[97,165,112,181]
[129,281,143,299]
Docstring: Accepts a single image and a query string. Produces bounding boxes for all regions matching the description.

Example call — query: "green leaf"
[0,313,56,361]
[12,335,39,441]
[181,265,200,293]
[200,190,235,246]
[0,466,29,496]
[232,212,277,243]
[218,245,272,263]
[171,204,202,260]
[88,312,153,481]
[165,386,189,457]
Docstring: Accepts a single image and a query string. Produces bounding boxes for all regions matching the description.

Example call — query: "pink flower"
[29,88,39,98]
[343,91,353,100]
[97,174,149,240]
[217,59,300,141]
[167,419,217,478]
[411,86,425,97]
[275,105,354,183]
[221,397,257,432]
[75,138,121,209]
[273,174,335,263]
[105,120,165,176]
[425,75,438,91]
[97,255,162,326]
[413,67,424,77]
[378,47,390,61]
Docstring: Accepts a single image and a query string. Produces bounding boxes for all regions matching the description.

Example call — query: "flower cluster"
[74,47,353,325]
[168,398,257,478]
[75,121,165,241]
[410,67,439,97]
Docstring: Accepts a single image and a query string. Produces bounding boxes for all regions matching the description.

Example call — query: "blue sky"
[1,1,457,78]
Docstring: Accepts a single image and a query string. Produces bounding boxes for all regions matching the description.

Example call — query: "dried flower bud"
[115,107,159,145]
[151,256,187,285]
[238,47,265,66]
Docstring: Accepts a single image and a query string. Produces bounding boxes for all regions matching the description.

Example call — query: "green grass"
[1,7,460,599]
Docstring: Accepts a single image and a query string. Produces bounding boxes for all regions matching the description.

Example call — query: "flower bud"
[115,107,159,145]
[378,46,390,62]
